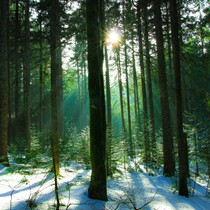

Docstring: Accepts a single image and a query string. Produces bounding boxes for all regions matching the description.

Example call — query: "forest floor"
[0,162,210,210]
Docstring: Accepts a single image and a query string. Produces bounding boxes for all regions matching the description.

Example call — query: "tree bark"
[15,0,20,144]
[50,0,61,174]
[153,0,175,176]
[123,0,133,158]
[170,0,189,196]
[143,1,156,163]
[7,2,12,145]
[0,0,9,166]
[23,0,31,153]
[86,0,107,201]
[50,0,61,208]
[165,1,176,139]
[105,46,112,176]
[116,48,127,154]
[131,33,141,148]
[137,1,150,169]
[39,18,44,138]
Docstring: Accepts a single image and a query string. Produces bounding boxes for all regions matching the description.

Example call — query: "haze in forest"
[0,0,209,209]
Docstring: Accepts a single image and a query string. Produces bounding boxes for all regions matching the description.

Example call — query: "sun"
[106,29,121,48]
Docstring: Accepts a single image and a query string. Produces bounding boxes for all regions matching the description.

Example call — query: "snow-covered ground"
[0,163,210,210]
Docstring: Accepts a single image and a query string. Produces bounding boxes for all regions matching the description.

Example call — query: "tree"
[38,12,44,139]
[14,0,20,144]
[23,0,31,153]
[116,45,127,159]
[170,0,189,197]
[86,0,108,201]
[143,0,156,163]
[50,0,61,207]
[131,32,141,144]
[165,1,176,137]
[123,0,133,158]
[153,0,175,176]
[137,0,150,169]
[0,0,9,166]
[105,45,113,176]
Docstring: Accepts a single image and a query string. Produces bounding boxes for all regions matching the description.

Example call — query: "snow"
[0,163,210,210]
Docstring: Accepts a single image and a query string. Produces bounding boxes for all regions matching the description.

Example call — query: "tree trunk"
[8,4,12,145]
[137,1,150,169]
[39,18,44,138]
[105,46,112,176]
[23,0,31,153]
[50,0,61,208]
[131,33,141,150]
[153,0,175,176]
[123,0,133,159]
[170,0,189,196]
[86,0,107,201]
[165,1,176,139]
[116,48,127,157]
[76,55,82,129]
[143,1,156,163]
[50,0,61,174]
[0,0,9,166]
[15,0,20,144]
[57,34,64,140]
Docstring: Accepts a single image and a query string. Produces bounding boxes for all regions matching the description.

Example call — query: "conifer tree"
[153,0,175,176]
[86,0,108,201]
[170,0,189,196]
[0,0,9,166]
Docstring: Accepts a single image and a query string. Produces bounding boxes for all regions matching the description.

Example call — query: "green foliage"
[2,166,17,175]
[8,144,26,164]
[60,126,90,166]
[29,125,50,166]
[8,124,51,170]
[184,112,210,176]
[20,176,28,183]
[108,130,128,177]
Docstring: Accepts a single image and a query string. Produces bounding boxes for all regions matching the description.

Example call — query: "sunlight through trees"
[0,0,209,208]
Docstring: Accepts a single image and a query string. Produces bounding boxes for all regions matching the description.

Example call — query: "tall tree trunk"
[76,55,82,129]
[165,1,176,138]
[86,0,107,201]
[170,0,189,196]
[8,3,12,145]
[39,19,44,138]
[50,0,61,208]
[123,0,133,159]
[0,0,9,166]
[153,0,175,176]
[50,0,60,174]
[57,38,64,140]
[143,1,156,163]
[131,33,141,149]
[23,0,31,153]
[15,0,20,144]
[116,48,126,157]
[137,1,149,170]
[83,53,88,128]
[105,46,112,176]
